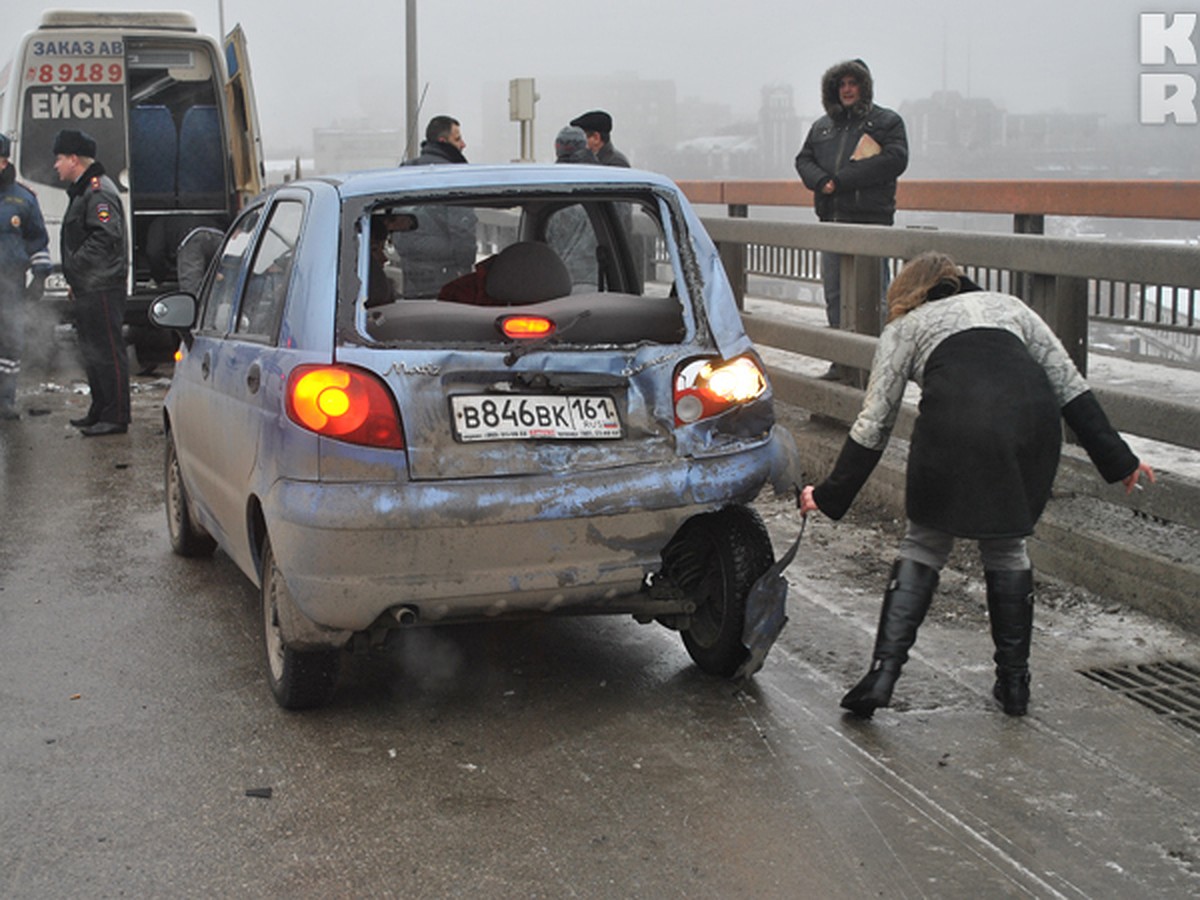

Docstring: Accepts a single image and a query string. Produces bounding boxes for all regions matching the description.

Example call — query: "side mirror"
[148,291,198,348]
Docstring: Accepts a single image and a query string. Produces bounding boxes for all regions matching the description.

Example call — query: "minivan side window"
[200,209,261,334]
[236,200,303,341]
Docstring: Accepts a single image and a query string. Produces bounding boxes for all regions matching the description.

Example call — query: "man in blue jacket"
[0,134,52,420]
[796,59,908,376]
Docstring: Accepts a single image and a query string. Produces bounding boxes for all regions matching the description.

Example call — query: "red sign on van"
[27,62,124,84]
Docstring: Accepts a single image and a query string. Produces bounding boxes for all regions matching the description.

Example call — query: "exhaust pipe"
[392,605,419,627]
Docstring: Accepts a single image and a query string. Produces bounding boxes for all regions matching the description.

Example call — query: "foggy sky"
[8,0,1187,161]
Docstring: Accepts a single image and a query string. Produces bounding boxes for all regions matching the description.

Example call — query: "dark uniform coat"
[61,161,130,427]
[61,162,127,293]
[813,285,1139,539]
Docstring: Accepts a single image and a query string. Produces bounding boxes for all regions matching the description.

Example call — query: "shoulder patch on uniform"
[90,176,102,191]
[97,203,111,223]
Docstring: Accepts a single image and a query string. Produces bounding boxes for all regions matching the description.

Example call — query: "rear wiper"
[503,309,592,366]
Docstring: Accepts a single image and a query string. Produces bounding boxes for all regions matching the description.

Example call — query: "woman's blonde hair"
[885,251,963,322]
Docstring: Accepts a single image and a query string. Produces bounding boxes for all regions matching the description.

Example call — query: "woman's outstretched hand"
[1123,462,1156,494]
[799,484,821,516]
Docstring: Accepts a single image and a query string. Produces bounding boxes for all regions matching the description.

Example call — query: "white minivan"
[0,9,263,365]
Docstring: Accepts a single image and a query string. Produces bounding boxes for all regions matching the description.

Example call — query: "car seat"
[177,105,226,209]
[130,105,178,209]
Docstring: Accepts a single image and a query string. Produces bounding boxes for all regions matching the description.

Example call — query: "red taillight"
[286,364,405,449]
[673,356,768,425]
[500,315,555,339]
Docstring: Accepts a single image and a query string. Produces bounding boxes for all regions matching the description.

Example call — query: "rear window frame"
[336,184,703,351]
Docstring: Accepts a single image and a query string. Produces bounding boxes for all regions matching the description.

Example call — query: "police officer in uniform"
[52,129,130,436]
[0,134,52,420]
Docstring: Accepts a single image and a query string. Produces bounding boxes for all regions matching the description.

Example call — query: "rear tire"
[665,505,774,677]
[165,431,217,557]
[261,538,340,710]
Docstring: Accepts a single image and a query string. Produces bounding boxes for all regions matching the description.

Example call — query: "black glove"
[25,275,45,303]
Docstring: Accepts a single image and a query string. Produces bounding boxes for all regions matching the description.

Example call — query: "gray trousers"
[820,251,891,329]
[898,519,1030,572]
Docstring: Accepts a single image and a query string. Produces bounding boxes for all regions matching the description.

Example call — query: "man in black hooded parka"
[796,59,908,371]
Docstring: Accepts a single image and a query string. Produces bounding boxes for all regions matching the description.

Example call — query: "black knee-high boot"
[841,559,939,717]
[986,569,1034,716]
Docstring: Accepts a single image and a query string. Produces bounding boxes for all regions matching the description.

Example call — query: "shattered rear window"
[349,189,690,347]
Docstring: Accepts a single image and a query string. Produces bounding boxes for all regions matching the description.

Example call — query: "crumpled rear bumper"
[263,427,799,631]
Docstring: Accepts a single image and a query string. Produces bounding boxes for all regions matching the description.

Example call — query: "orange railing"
[678,179,1200,222]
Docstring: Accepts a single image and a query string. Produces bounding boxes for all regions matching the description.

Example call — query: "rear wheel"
[165,431,216,557]
[664,505,775,677]
[261,538,340,710]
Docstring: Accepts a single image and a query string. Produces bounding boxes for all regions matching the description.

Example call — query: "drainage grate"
[1079,660,1200,735]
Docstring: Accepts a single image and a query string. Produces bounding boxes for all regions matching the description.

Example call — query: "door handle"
[246,363,261,394]
[201,353,211,379]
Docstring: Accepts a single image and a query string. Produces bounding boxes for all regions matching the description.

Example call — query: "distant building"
[901,91,1005,155]
[659,85,803,179]
[899,91,1107,178]
[757,84,802,177]
[672,133,759,178]
[313,120,404,175]
[264,157,315,186]
[480,74,676,165]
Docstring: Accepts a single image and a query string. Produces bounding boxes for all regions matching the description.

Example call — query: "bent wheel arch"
[664,505,775,677]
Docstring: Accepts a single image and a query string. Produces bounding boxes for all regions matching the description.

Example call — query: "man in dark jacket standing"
[0,135,52,420]
[393,116,477,296]
[795,59,908,372]
[569,110,630,167]
[53,129,130,436]
[406,115,468,166]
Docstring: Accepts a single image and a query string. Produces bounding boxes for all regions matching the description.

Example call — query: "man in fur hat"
[53,128,130,435]
[795,60,908,377]
[548,126,600,291]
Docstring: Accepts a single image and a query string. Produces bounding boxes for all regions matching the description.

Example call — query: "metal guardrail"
[702,217,1200,348]
[677,178,1200,222]
[683,179,1200,352]
[711,222,1200,532]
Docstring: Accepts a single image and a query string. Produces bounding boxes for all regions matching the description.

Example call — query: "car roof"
[295,164,681,200]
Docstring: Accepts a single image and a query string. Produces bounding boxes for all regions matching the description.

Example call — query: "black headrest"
[486,242,572,304]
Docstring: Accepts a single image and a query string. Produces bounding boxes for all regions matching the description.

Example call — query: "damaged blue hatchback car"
[150,164,799,709]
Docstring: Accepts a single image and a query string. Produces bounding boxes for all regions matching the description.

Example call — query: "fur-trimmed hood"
[821,59,874,119]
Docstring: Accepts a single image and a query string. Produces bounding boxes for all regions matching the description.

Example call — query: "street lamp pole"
[405,0,419,160]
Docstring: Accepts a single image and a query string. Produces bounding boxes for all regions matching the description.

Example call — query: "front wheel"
[165,431,216,558]
[261,538,340,710]
[664,505,775,677]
